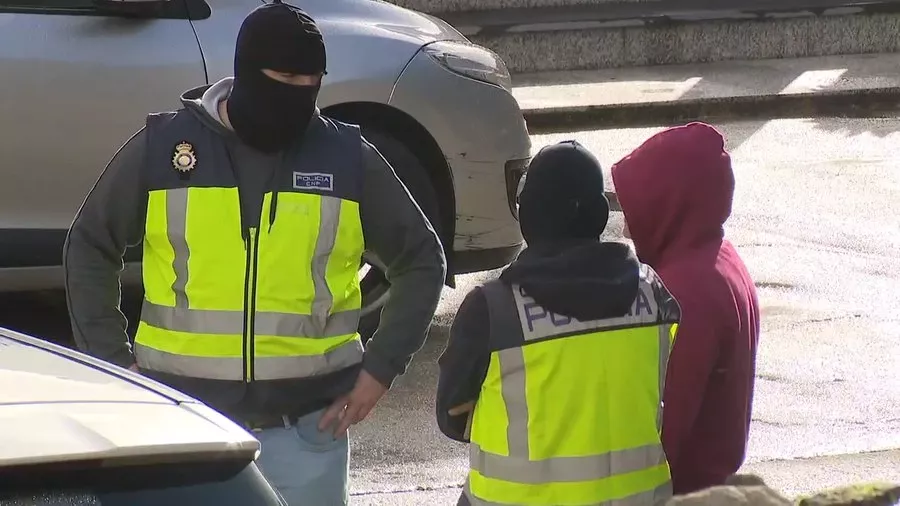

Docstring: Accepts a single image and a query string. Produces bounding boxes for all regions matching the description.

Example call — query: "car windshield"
[0,457,284,506]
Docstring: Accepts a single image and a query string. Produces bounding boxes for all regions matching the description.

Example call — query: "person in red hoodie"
[611,122,761,495]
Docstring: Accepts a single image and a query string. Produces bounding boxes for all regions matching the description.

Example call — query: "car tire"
[121,130,444,345]
[357,128,443,343]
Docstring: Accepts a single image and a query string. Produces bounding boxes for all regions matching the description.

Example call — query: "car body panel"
[0,14,205,230]
[390,48,530,251]
[0,0,528,291]
[0,332,165,404]
[0,328,199,402]
[194,0,471,106]
[0,402,259,466]
[391,48,530,163]
[0,328,259,467]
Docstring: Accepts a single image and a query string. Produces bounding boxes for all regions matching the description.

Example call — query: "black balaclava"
[517,140,610,246]
[227,0,326,153]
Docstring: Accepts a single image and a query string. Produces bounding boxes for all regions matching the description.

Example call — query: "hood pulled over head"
[611,122,735,267]
[227,1,326,153]
[517,140,610,246]
[501,241,640,321]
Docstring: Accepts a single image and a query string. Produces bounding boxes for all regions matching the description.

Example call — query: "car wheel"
[357,128,443,343]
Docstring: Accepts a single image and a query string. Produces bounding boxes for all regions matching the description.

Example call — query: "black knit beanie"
[518,140,610,245]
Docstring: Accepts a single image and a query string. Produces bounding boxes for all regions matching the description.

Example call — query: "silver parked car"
[0,0,531,336]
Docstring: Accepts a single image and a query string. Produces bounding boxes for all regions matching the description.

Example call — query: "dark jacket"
[611,122,761,494]
[64,79,446,420]
[436,240,642,441]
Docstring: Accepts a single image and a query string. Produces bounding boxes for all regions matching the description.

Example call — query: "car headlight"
[422,40,512,92]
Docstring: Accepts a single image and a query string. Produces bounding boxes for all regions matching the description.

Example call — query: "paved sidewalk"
[353,450,900,505]
[513,53,900,130]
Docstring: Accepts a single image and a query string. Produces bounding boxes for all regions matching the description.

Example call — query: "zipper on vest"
[268,191,279,233]
[242,227,261,382]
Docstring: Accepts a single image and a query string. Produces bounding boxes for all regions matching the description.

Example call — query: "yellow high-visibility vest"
[133,110,366,382]
[465,267,680,506]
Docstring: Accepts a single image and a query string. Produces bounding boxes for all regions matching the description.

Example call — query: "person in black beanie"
[62,2,446,505]
[435,140,682,506]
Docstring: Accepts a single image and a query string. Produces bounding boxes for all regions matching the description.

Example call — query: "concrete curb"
[522,86,900,133]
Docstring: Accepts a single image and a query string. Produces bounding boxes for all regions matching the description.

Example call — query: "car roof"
[0,328,259,467]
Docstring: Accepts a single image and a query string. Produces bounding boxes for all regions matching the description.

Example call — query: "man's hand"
[128,363,140,373]
[318,369,388,438]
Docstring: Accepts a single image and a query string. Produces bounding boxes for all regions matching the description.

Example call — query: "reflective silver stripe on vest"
[463,478,673,506]
[134,338,364,381]
[144,188,358,338]
[310,196,341,335]
[469,283,674,487]
[140,301,360,338]
[470,440,666,484]
[512,282,661,342]
[166,187,191,309]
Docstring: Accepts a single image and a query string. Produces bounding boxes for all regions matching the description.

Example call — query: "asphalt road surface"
[1,117,899,503]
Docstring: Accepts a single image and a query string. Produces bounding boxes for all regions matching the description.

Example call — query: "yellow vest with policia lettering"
[465,266,680,506]
[133,110,366,383]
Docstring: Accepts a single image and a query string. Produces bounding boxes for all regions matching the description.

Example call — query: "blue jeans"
[253,409,350,506]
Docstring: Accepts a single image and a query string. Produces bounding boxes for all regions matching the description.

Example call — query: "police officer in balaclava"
[62,2,447,504]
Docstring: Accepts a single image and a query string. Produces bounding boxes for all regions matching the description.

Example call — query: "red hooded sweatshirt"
[611,122,760,495]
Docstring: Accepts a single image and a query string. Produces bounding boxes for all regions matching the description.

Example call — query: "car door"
[0,0,207,277]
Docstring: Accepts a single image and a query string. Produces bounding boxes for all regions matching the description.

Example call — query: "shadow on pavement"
[807,115,900,138]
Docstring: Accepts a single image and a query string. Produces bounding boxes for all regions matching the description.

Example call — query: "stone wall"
[383,0,900,71]
[471,12,900,73]
[387,0,647,15]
